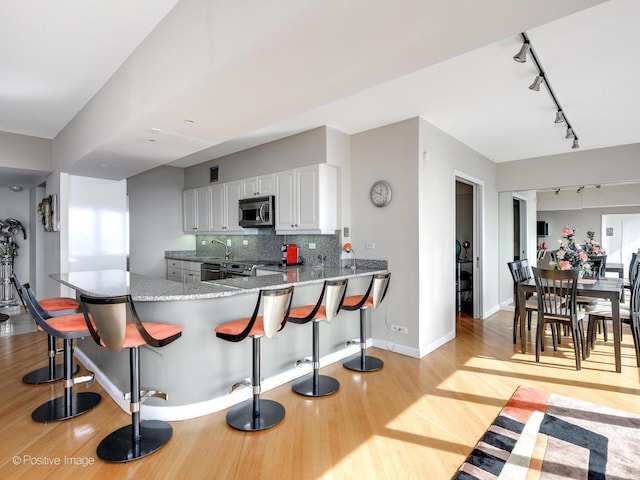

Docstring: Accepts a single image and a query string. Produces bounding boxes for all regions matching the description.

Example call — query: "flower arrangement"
[549,226,592,274]
[581,230,604,257]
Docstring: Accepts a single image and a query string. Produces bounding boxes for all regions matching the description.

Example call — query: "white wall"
[497,143,640,192]
[0,131,51,173]
[419,118,499,354]
[350,117,499,358]
[128,166,194,277]
[183,127,329,189]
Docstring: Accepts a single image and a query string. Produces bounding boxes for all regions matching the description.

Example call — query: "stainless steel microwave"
[238,195,275,228]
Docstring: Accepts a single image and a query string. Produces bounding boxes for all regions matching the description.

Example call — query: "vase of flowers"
[549,226,593,275]
[581,230,604,257]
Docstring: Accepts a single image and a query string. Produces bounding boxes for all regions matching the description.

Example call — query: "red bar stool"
[215,286,294,431]
[80,294,182,462]
[18,282,102,422]
[342,273,391,372]
[11,275,81,384]
[288,279,348,397]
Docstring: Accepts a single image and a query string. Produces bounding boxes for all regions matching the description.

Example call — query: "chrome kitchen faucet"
[211,240,231,260]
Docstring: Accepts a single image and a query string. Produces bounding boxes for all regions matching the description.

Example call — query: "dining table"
[518,275,625,372]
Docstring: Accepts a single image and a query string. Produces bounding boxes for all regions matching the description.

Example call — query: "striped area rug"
[454,385,640,479]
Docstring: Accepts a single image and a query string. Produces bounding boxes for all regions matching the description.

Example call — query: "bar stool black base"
[226,399,285,431]
[31,392,101,423]
[97,420,173,463]
[292,375,339,397]
[22,363,80,384]
[343,355,384,372]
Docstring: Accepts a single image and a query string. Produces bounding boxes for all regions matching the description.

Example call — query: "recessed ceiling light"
[183,119,195,124]
[147,138,157,142]
[151,127,162,134]
[9,186,23,192]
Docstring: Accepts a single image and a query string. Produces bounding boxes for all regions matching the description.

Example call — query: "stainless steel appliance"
[238,196,275,228]
[201,260,280,281]
[201,262,224,281]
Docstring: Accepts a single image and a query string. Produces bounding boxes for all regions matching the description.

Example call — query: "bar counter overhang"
[51,266,388,421]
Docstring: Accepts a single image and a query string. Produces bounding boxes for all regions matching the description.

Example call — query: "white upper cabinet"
[275,164,337,234]
[241,174,275,199]
[210,180,243,233]
[183,186,212,233]
[183,165,337,235]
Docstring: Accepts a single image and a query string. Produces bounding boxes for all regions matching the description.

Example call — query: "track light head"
[577,186,584,194]
[529,74,544,91]
[572,138,580,149]
[554,110,565,124]
[566,127,575,139]
[513,41,531,63]
[554,189,560,195]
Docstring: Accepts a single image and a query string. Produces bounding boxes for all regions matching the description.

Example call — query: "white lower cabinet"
[167,260,202,284]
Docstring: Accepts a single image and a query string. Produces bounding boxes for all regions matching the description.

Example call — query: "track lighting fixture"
[514,32,579,150]
[529,74,544,91]
[554,189,560,195]
[513,41,531,63]
[576,186,584,194]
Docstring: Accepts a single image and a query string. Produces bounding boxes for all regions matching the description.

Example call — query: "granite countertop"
[206,265,385,291]
[165,252,227,263]
[51,265,388,302]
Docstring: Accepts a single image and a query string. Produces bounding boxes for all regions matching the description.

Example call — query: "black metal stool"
[288,279,348,397]
[215,287,294,431]
[80,294,183,462]
[342,273,391,372]
[18,282,101,422]
[11,275,80,384]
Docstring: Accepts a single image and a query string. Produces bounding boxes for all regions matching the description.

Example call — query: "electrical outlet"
[226,239,232,246]
[390,324,408,334]
[366,241,376,250]
[309,243,316,249]
[201,240,206,245]
[242,240,248,245]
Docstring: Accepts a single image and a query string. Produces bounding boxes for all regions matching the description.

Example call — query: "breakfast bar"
[51,265,388,421]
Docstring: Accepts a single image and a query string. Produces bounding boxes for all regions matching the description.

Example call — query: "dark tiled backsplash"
[195,233,342,266]
[168,233,387,270]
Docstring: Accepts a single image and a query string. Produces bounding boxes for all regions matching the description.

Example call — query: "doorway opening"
[455,174,483,319]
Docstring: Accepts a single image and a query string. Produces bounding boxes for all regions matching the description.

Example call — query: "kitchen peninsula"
[51,264,388,421]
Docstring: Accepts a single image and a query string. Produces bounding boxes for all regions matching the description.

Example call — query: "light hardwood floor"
[1,309,639,479]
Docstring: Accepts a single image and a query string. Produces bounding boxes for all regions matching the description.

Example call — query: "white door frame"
[454,171,484,319]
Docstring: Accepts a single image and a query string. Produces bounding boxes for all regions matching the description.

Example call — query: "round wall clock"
[370,180,392,207]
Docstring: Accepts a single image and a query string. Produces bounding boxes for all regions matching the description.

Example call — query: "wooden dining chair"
[507,259,537,344]
[532,267,585,370]
[586,260,640,365]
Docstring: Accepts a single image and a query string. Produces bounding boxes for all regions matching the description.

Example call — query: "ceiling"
[2,0,638,189]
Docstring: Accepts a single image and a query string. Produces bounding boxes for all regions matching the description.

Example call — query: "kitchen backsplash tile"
[195,232,342,266]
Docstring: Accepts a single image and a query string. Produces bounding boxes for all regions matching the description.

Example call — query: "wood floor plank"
[1,309,639,479]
